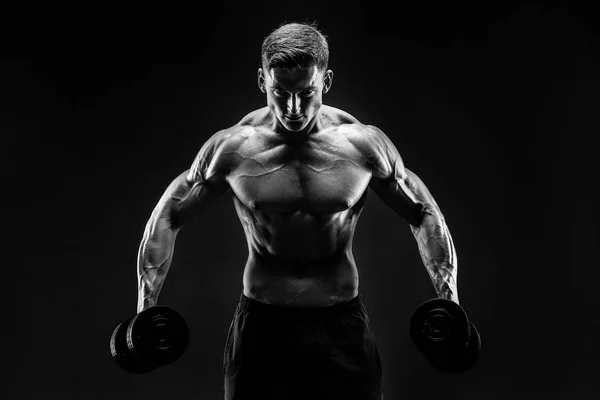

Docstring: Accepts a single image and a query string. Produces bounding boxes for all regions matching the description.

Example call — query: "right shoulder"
[188,108,270,183]
[187,125,251,184]
[236,106,272,128]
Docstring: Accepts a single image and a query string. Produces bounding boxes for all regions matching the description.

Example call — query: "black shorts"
[223,292,383,400]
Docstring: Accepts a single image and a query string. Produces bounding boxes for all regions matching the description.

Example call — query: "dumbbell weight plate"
[427,320,481,373]
[463,321,481,369]
[126,306,189,368]
[110,317,157,374]
[410,299,470,355]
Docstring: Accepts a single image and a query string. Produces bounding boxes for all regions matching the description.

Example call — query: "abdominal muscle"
[240,208,361,307]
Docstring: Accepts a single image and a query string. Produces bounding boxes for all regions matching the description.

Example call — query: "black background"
[11,1,599,399]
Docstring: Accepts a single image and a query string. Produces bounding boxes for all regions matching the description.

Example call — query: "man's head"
[258,22,333,133]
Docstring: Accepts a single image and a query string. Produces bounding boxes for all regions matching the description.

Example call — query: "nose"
[287,94,301,116]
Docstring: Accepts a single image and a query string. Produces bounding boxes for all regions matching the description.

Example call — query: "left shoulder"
[318,106,405,178]
[343,123,405,180]
[320,105,360,125]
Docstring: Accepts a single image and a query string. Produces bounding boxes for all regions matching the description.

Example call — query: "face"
[258,65,333,132]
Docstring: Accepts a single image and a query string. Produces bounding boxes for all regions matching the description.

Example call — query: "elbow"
[167,207,185,231]
[150,203,182,233]
[407,202,426,228]
[409,202,442,229]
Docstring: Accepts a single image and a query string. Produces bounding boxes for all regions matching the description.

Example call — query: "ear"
[257,68,266,93]
[322,69,334,94]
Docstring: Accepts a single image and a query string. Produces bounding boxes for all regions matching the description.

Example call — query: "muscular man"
[136,22,458,400]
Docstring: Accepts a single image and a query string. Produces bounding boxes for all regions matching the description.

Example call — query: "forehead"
[268,66,321,90]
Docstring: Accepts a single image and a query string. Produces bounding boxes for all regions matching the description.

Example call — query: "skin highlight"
[137,65,457,309]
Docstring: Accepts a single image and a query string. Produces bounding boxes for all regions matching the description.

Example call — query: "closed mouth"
[285,115,303,120]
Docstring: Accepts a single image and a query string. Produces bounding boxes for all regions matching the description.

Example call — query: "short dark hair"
[261,22,329,71]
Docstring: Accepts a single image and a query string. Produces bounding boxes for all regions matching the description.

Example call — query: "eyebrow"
[271,86,317,91]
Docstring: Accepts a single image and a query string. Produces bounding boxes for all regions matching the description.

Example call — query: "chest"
[227,137,372,214]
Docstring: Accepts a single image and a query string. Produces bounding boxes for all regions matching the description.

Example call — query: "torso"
[221,106,376,307]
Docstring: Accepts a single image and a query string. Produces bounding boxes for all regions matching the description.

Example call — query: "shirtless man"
[136,22,458,400]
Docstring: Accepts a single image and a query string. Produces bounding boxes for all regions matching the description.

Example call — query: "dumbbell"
[110,306,189,373]
[410,298,481,373]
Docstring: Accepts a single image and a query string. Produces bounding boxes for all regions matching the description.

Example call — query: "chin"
[285,124,305,132]
[280,119,306,132]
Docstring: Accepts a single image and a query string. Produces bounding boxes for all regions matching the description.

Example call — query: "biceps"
[369,168,436,227]
[157,170,229,229]
[404,168,440,210]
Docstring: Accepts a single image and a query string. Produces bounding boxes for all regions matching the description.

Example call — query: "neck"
[274,114,321,141]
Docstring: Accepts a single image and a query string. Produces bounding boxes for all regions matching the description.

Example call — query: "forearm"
[411,203,459,303]
[137,210,180,313]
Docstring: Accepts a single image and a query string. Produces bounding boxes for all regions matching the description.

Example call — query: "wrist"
[438,289,459,305]
[137,297,157,313]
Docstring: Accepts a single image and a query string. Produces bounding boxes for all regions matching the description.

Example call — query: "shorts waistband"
[238,292,364,317]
